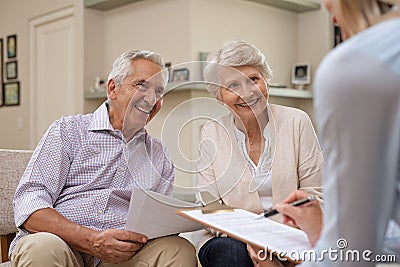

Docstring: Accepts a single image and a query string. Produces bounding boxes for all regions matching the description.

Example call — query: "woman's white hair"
[107,49,168,86]
[203,40,273,98]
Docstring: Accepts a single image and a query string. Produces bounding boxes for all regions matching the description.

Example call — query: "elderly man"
[10,50,197,267]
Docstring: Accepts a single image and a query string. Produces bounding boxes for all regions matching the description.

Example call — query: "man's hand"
[23,209,149,263]
[275,190,322,246]
[89,229,148,263]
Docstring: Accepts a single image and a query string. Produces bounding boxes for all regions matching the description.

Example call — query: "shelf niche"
[84,0,320,13]
[84,83,313,100]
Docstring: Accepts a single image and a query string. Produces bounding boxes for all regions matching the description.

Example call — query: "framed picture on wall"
[292,63,310,85]
[199,52,209,62]
[199,52,209,80]
[7,34,17,59]
[6,61,18,80]
[3,81,20,106]
[171,68,190,82]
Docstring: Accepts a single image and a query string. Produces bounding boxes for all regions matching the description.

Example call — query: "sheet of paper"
[125,188,204,239]
[179,209,312,253]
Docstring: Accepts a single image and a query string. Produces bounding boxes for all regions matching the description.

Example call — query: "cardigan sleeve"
[296,111,324,201]
[196,124,222,202]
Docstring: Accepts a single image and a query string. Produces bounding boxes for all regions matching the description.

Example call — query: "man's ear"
[107,79,117,100]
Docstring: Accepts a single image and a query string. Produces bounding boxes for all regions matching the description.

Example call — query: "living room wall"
[0,0,330,151]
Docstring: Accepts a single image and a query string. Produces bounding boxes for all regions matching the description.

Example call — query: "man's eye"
[136,82,148,90]
[250,76,259,82]
[156,89,164,96]
[228,83,239,89]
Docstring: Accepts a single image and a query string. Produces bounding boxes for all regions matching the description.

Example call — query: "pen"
[259,195,317,219]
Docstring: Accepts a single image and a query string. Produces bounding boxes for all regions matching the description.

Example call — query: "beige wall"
[190,0,298,86]
[0,0,330,198]
[297,2,331,88]
[0,0,83,149]
[0,0,330,152]
[84,8,106,113]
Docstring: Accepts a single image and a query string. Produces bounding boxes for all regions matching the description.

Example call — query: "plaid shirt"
[10,103,174,261]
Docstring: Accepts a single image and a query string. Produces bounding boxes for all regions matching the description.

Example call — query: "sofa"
[0,149,33,266]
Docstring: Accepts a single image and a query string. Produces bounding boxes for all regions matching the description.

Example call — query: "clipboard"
[176,208,312,263]
[197,191,234,214]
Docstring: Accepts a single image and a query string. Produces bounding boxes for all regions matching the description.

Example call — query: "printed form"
[179,209,312,254]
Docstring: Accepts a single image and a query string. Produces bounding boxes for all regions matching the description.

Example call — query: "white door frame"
[29,6,80,148]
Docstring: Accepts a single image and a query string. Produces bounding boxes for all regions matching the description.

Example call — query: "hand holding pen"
[276,190,323,246]
[259,194,317,218]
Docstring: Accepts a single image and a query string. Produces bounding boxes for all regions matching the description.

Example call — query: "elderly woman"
[196,40,324,267]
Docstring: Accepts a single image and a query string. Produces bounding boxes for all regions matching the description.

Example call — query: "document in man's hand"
[177,209,312,261]
[125,189,204,239]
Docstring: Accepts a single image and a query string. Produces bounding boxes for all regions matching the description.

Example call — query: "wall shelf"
[247,0,320,13]
[84,0,144,11]
[84,82,313,100]
[84,90,107,99]
[165,82,313,99]
[269,87,313,99]
[85,0,320,13]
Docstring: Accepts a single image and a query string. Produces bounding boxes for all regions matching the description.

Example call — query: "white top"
[302,18,400,266]
[233,123,273,210]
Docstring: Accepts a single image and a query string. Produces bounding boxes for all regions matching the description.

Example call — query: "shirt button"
[97,210,102,214]
[119,166,125,171]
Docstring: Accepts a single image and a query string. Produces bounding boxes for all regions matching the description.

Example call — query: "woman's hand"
[276,190,322,246]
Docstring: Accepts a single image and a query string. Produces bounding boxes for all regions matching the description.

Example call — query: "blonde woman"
[196,40,324,267]
[248,0,400,266]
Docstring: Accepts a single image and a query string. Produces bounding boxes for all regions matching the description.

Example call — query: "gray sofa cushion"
[0,149,32,235]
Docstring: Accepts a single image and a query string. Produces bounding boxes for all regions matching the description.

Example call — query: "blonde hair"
[338,0,396,36]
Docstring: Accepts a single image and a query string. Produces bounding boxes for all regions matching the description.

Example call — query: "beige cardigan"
[196,104,324,249]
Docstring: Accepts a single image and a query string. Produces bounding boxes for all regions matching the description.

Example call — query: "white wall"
[95,0,330,130]
[84,8,106,113]
[190,0,298,87]
[83,0,196,113]
[0,0,83,149]
[0,0,331,169]
[103,0,192,71]
[297,0,331,88]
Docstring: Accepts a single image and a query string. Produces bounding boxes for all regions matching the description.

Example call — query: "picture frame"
[171,68,190,82]
[292,63,311,87]
[7,34,17,59]
[0,38,3,107]
[199,52,209,80]
[6,61,17,80]
[165,62,172,80]
[199,52,209,62]
[3,81,20,106]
